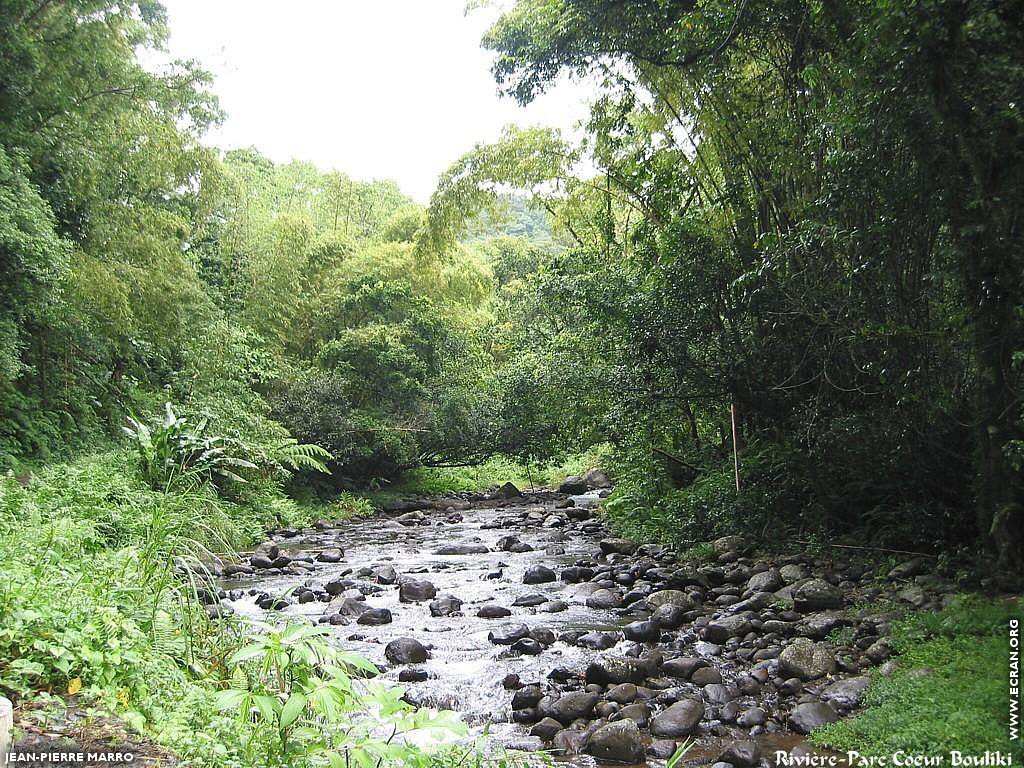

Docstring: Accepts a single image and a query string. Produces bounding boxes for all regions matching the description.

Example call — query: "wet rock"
[478,604,513,618]
[385,637,428,665]
[606,683,638,705]
[703,615,753,644]
[495,481,522,499]
[398,668,430,682]
[316,548,344,563]
[489,624,531,645]
[614,702,651,728]
[530,627,556,645]
[429,594,463,617]
[648,740,679,760]
[335,597,370,617]
[577,631,621,650]
[747,568,783,593]
[561,566,596,583]
[779,639,836,681]
[558,476,589,494]
[788,701,840,734]
[585,656,652,685]
[600,538,638,556]
[511,638,544,655]
[650,698,704,738]
[651,603,690,629]
[703,683,736,704]
[434,543,489,555]
[530,717,563,741]
[718,740,761,767]
[586,589,623,609]
[374,565,398,584]
[399,579,437,602]
[793,579,844,612]
[822,676,870,709]
[539,691,599,724]
[623,620,660,643]
[523,565,557,584]
[552,728,589,755]
[737,707,767,727]
[250,554,275,569]
[662,657,707,680]
[356,607,393,625]
[511,685,544,710]
[647,590,696,611]
[513,593,547,607]
[587,719,644,764]
[396,511,426,526]
[540,600,569,613]
[691,666,723,685]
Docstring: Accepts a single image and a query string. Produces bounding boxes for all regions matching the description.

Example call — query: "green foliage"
[217,620,466,765]
[813,595,1023,758]
[391,446,610,495]
[124,403,258,492]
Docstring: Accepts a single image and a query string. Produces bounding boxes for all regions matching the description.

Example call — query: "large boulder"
[583,468,612,489]
[539,691,599,725]
[788,701,840,734]
[385,637,428,665]
[356,607,392,625]
[718,741,761,768]
[646,590,695,611]
[587,720,644,764]
[793,578,844,612]
[585,589,623,609]
[599,538,638,556]
[495,481,522,499]
[399,579,437,603]
[703,614,753,644]
[650,699,704,738]
[822,676,870,709]
[558,476,589,494]
[585,656,652,685]
[434,543,489,555]
[488,624,531,645]
[523,565,557,584]
[747,568,783,593]
[779,639,836,681]
[429,594,463,617]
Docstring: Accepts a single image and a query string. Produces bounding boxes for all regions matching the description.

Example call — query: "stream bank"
[206,482,960,767]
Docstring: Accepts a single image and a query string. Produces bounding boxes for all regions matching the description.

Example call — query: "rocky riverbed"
[199,477,955,767]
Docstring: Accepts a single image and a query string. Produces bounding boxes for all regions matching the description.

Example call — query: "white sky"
[158,0,595,202]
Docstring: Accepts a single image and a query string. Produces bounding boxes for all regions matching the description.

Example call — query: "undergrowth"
[0,451,481,767]
[812,594,1023,759]
[384,445,611,496]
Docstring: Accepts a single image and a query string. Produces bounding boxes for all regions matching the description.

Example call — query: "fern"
[270,439,333,474]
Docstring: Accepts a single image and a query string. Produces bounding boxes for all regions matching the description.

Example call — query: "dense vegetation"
[0,0,1021,764]
[422,0,1024,581]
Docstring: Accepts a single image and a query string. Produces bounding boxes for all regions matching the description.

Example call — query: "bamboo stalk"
[731,402,741,492]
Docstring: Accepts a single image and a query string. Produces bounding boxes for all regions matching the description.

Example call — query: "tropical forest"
[0,1,1021,767]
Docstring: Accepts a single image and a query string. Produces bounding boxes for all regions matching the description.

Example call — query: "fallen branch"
[792,540,936,558]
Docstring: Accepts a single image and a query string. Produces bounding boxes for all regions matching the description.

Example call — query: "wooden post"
[731,402,741,492]
[0,695,12,767]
